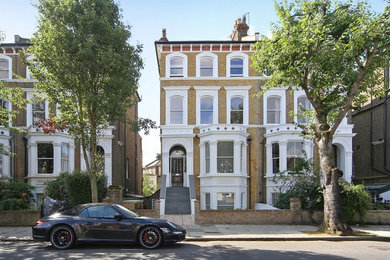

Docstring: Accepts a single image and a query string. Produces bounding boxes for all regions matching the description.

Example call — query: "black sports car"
[32,203,186,249]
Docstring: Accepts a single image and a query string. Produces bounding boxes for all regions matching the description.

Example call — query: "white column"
[199,142,205,176]
[53,143,61,174]
[266,143,273,176]
[242,143,247,176]
[279,141,288,171]
[69,143,75,172]
[210,141,218,174]
[2,145,10,177]
[344,151,353,183]
[162,151,170,187]
[186,151,193,187]
[211,192,217,210]
[233,141,241,174]
[303,140,313,159]
[105,154,112,186]
[28,143,38,175]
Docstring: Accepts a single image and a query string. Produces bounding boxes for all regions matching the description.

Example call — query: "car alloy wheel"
[138,226,163,249]
[50,225,75,250]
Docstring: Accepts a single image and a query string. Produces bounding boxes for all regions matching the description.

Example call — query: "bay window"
[38,143,53,174]
[217,142,233,173]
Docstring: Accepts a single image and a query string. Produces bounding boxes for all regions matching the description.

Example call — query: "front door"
[171,157,184,187]
[170,146,186,187]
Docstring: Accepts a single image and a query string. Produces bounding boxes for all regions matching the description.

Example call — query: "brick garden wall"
[0,210,40,226]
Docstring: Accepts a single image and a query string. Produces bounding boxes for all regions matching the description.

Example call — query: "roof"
[155,40,257,45]
[144,158,161,168]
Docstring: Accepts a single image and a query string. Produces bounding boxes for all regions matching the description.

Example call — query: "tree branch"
[330,45,378,135]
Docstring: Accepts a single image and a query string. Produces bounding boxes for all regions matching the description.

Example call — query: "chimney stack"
[230,15,249,41]
[159,28,168,42]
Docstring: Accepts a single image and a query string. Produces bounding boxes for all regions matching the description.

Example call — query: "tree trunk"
[88,170,99,203]
[317,133,352,235]
[81,140,99,203]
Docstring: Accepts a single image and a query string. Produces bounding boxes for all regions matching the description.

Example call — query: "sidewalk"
[1,225,390,242]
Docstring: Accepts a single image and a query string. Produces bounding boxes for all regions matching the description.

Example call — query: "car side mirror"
[114,213,123,221]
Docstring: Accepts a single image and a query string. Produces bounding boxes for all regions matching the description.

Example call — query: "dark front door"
[171,157,184,187]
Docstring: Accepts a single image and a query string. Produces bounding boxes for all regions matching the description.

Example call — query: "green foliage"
[0,178,34,210]
[25,0,146,202]
[340,181,372,223]
[44,172,106,207]
[142,174,158,196]
[273,157,323,211]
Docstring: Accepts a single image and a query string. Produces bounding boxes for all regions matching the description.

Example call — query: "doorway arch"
[169,145,186,187]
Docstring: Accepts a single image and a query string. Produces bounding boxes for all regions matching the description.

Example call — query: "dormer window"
[0,55,12,79]
[230,58,243,76]
[166,53,188,77]
[170,58,184,77]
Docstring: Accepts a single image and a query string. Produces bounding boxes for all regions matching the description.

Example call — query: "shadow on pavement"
[0,241,352,260]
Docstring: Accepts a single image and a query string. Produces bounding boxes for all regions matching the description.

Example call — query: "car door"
[78,205,132,240]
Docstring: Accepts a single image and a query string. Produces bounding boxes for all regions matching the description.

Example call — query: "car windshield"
[115,204,138,218]
[61,205,85,216]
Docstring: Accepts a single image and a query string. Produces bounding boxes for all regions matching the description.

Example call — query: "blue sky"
[0,0,388,165]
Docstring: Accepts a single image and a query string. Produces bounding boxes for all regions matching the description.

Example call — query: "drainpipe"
[247,136,252,209]
[23,136,28,179]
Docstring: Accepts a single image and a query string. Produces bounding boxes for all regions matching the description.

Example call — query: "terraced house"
[0,36,143,205]
[155,17,355,218]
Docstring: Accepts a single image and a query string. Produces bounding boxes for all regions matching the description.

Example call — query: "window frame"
[200,96,213,124]
[217,141,234,173]
[0,54,12,79]
[164,86,189,125]
[226,52,248,77]
[295,93,313,124]
[195,86,220,125]
[230,96,244,124]
[205,142,210,174]
[217,192,235,210]
[165,52,188,78]
[169,96,184,124]
[263,88,287,125]
[61,143,69,173]
[225,86,250,125]
[272,143,280,173]
[37,142,54,174]
[287,141,304,171]
[196,52,218,77]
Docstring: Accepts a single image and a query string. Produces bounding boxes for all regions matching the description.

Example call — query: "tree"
[25,0,144,202]
[252,0,390,234]
[142,174,158,196]
[0,31,26,156]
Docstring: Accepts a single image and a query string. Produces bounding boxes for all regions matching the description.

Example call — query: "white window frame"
[26,91,49,127]
[37,142,54,174]
[26,55,38,80]
[294,90,312,124]
[196,52,218,77]
[226,52,248,77]
[0,54,12,79]
[217,141,234,174]
[225,86,250,125]
[287,141,304,171]
[263,87,287,125]
[165,52,188,78]
[164,86,189,125]
[61,143,69,173]
[195,86,220,125]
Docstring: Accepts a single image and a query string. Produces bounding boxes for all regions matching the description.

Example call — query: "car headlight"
[160,228,171,233]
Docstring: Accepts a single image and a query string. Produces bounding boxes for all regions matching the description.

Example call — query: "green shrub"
[45,171,106,207]
[340,181,372,223]
[0,178,34,210]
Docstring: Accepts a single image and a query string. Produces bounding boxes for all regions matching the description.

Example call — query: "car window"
[61,205,84,216]
[86,205,119,219]
[78,208,89,218]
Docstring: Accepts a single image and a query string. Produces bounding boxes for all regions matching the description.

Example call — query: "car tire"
[50,225,75,250]
[138,226,163,249]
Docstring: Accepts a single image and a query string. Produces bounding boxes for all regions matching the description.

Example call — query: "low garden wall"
[0,210,40,226]
[194,201,390,225]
